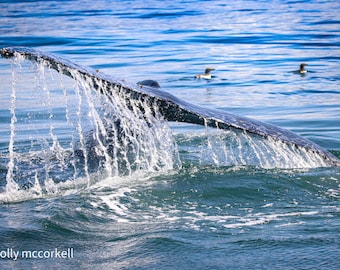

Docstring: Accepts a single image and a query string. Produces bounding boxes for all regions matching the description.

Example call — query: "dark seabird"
[195,68,215,79]
[299,63,307,74]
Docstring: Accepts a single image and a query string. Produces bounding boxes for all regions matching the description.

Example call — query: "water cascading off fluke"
[0,46,339,197]
[0,48,181,197]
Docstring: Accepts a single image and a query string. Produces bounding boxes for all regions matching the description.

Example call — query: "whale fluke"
[137,80,161,89]
[1,47,339,167]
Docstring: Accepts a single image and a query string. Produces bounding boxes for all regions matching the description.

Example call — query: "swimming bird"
[195,68,215,79]
[299,63,307,74]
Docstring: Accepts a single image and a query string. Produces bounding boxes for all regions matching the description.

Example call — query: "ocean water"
[1,0,340,269]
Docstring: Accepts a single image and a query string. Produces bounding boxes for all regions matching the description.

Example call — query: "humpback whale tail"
[1,47,339,168]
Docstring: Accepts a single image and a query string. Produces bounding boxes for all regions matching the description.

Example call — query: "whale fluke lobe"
[1,47,339,167]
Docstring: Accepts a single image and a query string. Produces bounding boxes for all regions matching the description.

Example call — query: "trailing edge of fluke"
[1,47,339,167]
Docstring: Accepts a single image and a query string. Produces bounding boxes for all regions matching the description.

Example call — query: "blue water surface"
[0,0,340,269]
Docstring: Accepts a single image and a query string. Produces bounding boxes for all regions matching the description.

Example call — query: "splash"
[198,124,332,168]
[175,123,332,169]
[0,53,337,203]
[0,55,180,202]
